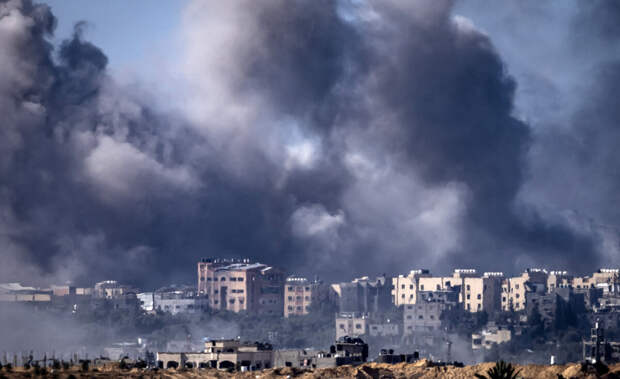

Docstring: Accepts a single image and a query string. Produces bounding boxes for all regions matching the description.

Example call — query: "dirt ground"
[2,360,620,378]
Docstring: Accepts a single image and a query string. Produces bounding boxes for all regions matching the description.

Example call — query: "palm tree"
[475,360,522,379]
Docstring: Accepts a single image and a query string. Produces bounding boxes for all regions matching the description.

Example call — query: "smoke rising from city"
[0,0,619,288]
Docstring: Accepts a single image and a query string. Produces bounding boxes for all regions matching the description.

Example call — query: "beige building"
[391,269,430,306]
[284,277,329,317]
[547,271,573,293]
[197,258,285,315]
[462,272,504,313]
[0,283,52,303]
[501,269,548,311]
[335,313,368,339]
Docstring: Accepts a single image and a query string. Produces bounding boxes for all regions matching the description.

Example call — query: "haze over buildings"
[1,0,620,292]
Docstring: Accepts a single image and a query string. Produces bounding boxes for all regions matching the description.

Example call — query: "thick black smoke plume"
[0,0,613,288]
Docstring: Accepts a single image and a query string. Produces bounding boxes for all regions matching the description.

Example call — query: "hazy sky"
[1,0,619,288]
[43,0,187,71]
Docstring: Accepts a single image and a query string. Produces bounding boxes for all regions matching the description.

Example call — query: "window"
[466,294,470,300]
[477,304,481,310]
[418,315,423,319]
[420,285,424,290]
[239,299,244,304]
[477,294,481,300]
[401,284,405,289]
[296,306,302,311]
[502,296,506,302]
[410,285,414,290]
[407,305,413,310]
[221,277,226,281]
[296,296,302,301]
[406,315,412,319]
[288,296,292,301]
[436,284,440,290]
[516,294,520,299]
[214,300,218,304]
[430,315,434,320]
[304,296,309,301]
[515,284,519,289]
[305,287,310,291]
[288,286,293,291]
[355,323,362,329]
[466,284,470,291]
[340,324,345,329]
[238,277,244,282]
[402,294,405,299]
[229,299,235,304]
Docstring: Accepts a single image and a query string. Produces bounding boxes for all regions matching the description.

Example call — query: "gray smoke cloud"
[0,0,615,288]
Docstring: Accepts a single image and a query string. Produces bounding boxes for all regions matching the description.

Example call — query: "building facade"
[197,258,285,315]
[284,276,330,317]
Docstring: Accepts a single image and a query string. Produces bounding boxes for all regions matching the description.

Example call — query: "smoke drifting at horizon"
[0,0,617,288]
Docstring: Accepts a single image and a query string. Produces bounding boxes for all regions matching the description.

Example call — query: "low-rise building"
[157,339,274,370]
[142,286,209,315]
[335,312,368,339]
[368,322,399,337]
[94,280,138,299]
[472,322,511,350]
[0,283,52,303]
[273,337,368,369]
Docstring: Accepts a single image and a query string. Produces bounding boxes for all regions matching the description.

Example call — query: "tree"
[474,360,522,379]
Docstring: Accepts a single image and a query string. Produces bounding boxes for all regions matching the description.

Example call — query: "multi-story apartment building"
[463,272,504,313]
[284,276,329,317]
[197,258,285,315]
[335,275,392,314]
[501,268,548,311]
[547,271,573,293]
[391,269,430,305]
[403,290,459,335]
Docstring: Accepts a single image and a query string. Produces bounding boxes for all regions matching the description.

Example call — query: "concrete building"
[197,258,285,315]
[547,271,573,293]
[368,322,399,337]
[273,337,368,369]
[501,268,548,311]
[472,323,511,350]
[335,312,369,339]
[462,272,504,314]
[157,339,274,370]
[141,286,209,315]
[391,269,430,306]
[51,285,93,297]
[402,290,458,335]
[284,276,330,317]
[94,280,137,299]
[335,275,391,314]
[0,283,52,303]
